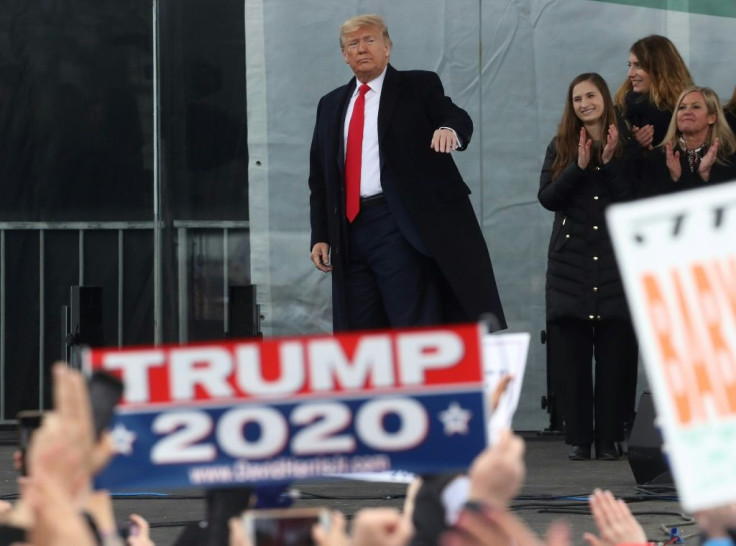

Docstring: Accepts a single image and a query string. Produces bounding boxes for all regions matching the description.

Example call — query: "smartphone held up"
[242,508,330,546]
[15,368,123,476]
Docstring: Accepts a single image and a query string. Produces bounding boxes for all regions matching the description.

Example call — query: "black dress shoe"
[596,442,619,461]
[568,444,591,460]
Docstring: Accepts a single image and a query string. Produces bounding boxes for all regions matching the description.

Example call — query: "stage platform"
[0,433,695,545]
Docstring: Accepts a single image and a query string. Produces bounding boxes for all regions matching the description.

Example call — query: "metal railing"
[0,220,249,422]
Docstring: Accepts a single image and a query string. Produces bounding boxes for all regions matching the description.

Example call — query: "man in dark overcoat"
[309,14,505,332]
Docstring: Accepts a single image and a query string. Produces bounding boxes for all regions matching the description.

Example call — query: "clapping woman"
[614,35,693,151]
[613,35,691,431]
[539,73,638,461]
[644,86,736,195]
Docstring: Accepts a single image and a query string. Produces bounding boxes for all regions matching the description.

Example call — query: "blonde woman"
[641,86,736,195]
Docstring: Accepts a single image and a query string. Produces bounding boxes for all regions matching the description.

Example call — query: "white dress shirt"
[343,68,386,198]
[342,67,461,199]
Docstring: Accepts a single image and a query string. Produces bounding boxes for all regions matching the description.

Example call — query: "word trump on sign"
[95,330,473,406]
[85,323,489,491]
[608,181,736,511]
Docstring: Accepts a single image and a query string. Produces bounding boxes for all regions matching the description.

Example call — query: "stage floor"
[0,434,695,545]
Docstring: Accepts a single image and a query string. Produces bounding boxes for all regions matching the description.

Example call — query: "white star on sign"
[110,423,137,456]
[438,401,472,435]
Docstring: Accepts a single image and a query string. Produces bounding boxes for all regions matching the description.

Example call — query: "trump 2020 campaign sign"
[607,181,736,511]
[86,323,489,490]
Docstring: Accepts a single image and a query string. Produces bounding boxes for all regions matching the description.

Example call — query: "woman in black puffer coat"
[539,73,638,461]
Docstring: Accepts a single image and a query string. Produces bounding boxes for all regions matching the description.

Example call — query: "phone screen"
[88,371,124,438]
[244,509,328,546]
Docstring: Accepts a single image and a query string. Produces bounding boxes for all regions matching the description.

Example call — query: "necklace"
[678,137,707,173]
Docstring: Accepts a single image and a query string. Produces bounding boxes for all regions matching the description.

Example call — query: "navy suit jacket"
[309,64,506,331]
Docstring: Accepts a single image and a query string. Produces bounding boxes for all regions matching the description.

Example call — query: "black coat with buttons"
[538,139,633,322]
[635,146,736,198]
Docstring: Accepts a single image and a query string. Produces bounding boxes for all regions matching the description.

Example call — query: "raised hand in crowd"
[0,500,12,519]
[695,503,736,541]
[466,429,525,510]
[441,430,569,546]
[440,504,508,546]
[20,464,96,546]
[311,508,412,546]
[20,364,99,545]
[350,508,413,546]
[402,476,423,524]
[30,364,96,504]
[228,514,250,546]
[126,513,155,546]
[85,490,127,546]
[6,363,131,546]
[441,503,571,546]
[583,488,647,546]
[311,510,349,546]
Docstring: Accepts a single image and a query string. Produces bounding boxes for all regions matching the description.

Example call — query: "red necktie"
[345,84,371,222]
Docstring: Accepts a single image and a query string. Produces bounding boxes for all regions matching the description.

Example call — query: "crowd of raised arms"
[0,364,734,545]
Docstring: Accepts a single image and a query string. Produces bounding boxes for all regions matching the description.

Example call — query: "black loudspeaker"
[228,285,261,339]
[69,286,104,347]
[628,390,672,484]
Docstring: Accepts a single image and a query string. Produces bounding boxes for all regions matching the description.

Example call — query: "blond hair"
[661,86,736,162]
[339,14,392,49]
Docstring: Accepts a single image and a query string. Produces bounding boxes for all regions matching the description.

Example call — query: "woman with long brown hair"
[539,73,638,461]
[614,35,693,151]
[613,35,692,430]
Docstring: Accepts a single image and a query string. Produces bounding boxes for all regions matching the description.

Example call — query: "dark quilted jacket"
[539,139,633,322]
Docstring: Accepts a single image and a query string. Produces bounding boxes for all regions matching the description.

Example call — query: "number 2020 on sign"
[86,324,489,490]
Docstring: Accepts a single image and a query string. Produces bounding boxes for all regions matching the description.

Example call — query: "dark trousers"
[620,347,639,436]
[345,201,442,330]
[546,319,638,445]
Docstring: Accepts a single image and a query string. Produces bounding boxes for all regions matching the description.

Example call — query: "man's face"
[342,26,390,83]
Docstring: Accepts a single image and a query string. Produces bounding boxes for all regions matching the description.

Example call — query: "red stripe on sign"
[85,323,485,408]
